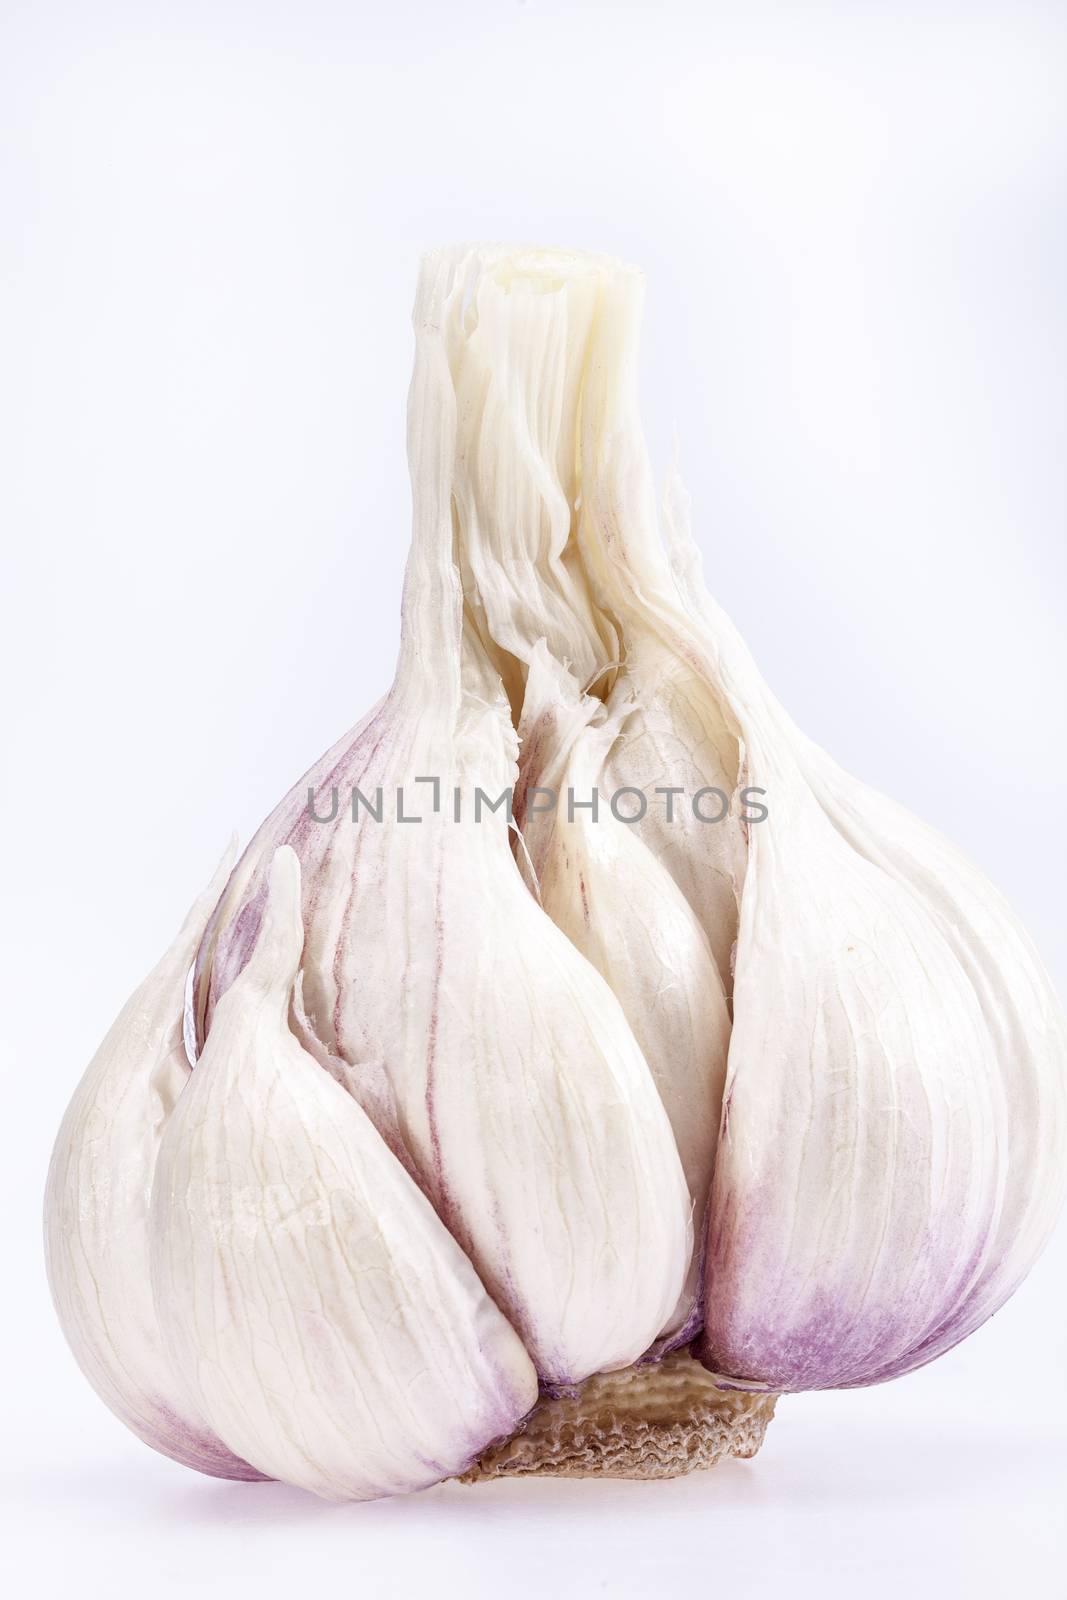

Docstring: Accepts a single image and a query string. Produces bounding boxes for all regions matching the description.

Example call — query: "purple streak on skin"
[191,697,393,1052]
[701,1158,1011,1390]
[703,1288,898,1391]
[148,1401,269,1481]
[642,1298,704,1365]
[510,707,557,843]
[702,1230,1006,1392]
[330,767,383,1057]
[423,861,449,1225]
[841,1265,1017,1388]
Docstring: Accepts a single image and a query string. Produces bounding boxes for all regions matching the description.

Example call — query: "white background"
[2,2,1065,1596]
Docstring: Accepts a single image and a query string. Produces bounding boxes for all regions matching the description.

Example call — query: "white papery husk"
[150,848,538,1500]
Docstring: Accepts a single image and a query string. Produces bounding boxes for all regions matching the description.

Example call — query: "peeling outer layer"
[43,848,266,1481]
[461,1348,777,1480]
[150,849,539,1501]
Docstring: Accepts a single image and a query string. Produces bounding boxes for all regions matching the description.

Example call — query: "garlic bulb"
[45,244,1065,1500]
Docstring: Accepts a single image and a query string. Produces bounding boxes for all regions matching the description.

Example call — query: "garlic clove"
[149,847,539,1501]
[783,727,1067,1380]
[388,781,693,1382]
[516,643,730,1339]
[43,849,266,1480]
[700,720,1012,1387]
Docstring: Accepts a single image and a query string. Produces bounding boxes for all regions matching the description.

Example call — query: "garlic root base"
[460,1349,777,1481]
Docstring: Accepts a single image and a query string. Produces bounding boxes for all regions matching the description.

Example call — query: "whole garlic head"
[45,244,1066,1499]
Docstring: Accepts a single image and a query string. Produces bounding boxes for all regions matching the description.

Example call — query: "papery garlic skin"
[447,250,620,717]
[150,849,538,1501]
[43,852,265,1480]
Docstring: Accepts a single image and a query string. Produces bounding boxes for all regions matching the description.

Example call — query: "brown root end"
[461,1348,778,1481]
